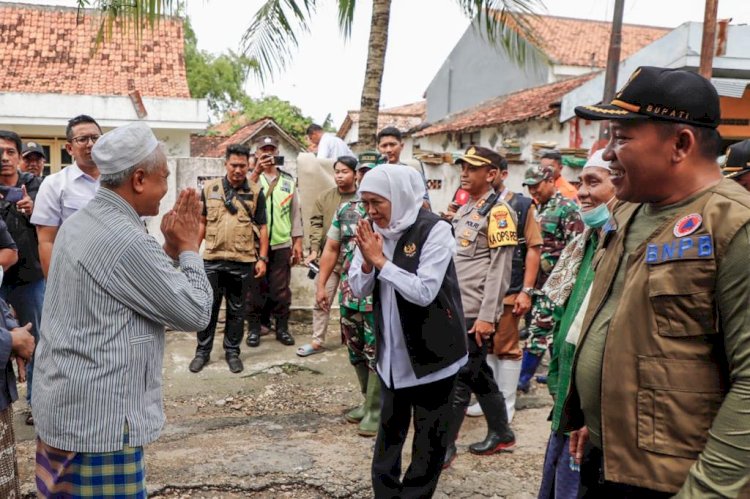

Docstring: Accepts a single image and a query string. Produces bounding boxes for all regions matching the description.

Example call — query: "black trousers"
[247,247,292,323]
[454,318,500,406]
[579,442,672,499]
[197,260,253,357]
[372,373,458,499]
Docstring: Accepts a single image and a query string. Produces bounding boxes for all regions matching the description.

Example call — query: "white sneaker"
[466,402,484,417]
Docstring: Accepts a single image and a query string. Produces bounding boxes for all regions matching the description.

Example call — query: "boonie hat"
[22,142,46,159]
[722,140,750,179]
[255,135,279,148]
[575,66,720,129]
[454,146,503,169]
[357,151,385,171]
[522,164,554,186]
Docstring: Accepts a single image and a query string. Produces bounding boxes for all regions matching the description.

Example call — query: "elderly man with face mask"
[536,149,615,499]
[32,122,212,498]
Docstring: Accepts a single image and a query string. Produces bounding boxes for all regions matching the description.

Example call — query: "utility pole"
[599,0,625,139]
[699,0,719,79]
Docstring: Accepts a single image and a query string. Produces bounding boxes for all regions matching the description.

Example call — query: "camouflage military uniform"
[327,199,376,370]
[527,192,583,354]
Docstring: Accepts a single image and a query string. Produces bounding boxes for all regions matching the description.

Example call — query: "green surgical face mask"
[581,202,611,228]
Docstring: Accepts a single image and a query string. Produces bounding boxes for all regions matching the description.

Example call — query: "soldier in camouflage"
[314,152,384,438]
[519,164,583,392]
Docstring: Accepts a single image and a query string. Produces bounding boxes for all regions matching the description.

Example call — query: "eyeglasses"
[69,135,100,146]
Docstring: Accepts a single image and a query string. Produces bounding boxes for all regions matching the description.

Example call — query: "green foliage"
[239,95,314,145]
[183,18,257,115]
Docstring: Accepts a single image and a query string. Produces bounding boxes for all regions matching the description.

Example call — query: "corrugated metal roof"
[712,78,750,98]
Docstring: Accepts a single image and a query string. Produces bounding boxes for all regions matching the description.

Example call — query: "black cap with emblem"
[574,66,720,129]
[722,140,750,179]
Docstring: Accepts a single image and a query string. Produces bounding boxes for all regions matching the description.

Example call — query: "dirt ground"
[13,318,552,498]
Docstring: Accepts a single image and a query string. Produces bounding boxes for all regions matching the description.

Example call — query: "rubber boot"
[469,392,516,455]
[517,350,543,393]
[466,401,483,417]
[357,371,381,437]
[487,354,522,423]
[345,363,369,423]
[443,382,470,469]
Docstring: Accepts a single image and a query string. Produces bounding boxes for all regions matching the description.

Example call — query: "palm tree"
[81,0,546,150]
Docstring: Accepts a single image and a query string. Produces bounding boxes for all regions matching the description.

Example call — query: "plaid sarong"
[0,405,20,498]
[35,425,146,498]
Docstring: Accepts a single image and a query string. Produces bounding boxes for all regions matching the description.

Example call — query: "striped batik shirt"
[32,188,212,453]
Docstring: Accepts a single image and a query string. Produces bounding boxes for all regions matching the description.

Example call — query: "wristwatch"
[521,287,537,297]
[258,256,269,263]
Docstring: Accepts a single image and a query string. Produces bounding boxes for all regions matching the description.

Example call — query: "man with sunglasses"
[32,115,102,278]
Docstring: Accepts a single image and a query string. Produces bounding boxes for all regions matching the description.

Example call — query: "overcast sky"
[24,0,750,126]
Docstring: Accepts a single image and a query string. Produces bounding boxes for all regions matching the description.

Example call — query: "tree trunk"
[356,0,391,152]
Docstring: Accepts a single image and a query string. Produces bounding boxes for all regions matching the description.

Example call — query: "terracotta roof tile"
[0,3,190,98]
[337,100,426,139]
[414,74,596,137]
[515,14,669,67]
[192,117,301,158]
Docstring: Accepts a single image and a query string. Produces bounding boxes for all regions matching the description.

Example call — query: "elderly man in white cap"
[535,149,615,499]
[32,122,212,498]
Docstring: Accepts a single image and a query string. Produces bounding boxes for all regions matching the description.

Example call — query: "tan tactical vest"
[202,177,261,263]
[562,178,750,493]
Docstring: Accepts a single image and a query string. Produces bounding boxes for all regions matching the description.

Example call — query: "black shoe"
[246,331,260,347]
[189,355,208,373]
[442,443,458,469]
[275,317,295,346]
[276,330,295,346]
[226,355,243,373]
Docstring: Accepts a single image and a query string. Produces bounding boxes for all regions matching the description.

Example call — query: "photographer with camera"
[189,144,268,374]
[246,135,302,348]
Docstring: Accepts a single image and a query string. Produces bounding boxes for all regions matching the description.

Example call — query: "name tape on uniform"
[645,235,713,264]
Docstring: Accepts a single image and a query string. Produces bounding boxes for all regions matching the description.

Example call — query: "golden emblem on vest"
[488,205,517,248]
[403,243,417,257]
[459,239,470,247]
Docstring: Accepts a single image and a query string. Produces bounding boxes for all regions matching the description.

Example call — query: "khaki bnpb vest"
[562,178,750,494]
[202,177,261,263]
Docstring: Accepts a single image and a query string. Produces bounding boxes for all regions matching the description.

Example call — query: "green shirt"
[575,197,692,448]
[678,222,750,497]
[548,231,598,433]
[575,192,750,497]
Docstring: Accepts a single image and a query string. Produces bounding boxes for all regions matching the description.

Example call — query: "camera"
[0,186,23,203]
[274,155,285,166]
[307,261,319,280]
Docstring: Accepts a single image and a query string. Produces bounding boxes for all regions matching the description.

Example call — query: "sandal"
[296,344,325,357]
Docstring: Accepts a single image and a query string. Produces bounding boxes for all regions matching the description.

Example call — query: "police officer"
[519,164,583,391]
[443,146,517,468]
[189,143,269,374]
[563,66,750,497]
[246,136,302,347]
[721,139,750,192]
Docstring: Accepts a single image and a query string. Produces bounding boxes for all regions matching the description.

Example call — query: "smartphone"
[274,156,285,166]
[0,186,23,203]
